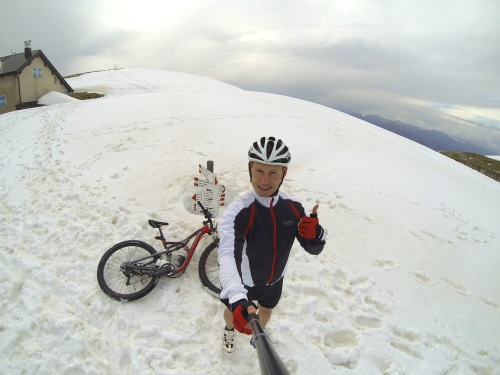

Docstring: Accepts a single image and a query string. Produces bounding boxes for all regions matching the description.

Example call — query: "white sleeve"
[218,200,248,304]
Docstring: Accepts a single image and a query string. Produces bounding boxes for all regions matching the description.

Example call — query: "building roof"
[0,49,73,92]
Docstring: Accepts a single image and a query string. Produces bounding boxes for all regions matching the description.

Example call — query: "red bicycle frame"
[165,224,213,275]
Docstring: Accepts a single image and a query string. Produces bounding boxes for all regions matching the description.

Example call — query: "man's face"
[250,161,287,197]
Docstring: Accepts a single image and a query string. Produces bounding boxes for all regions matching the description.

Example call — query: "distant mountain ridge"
[351,113,496,155]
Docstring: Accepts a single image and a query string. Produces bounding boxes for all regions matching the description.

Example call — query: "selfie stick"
[247,314,290,375]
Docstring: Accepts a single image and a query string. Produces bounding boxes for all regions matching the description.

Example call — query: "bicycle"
[96,201,221,301]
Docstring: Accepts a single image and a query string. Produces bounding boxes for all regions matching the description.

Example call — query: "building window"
[33,67,42,78]
[0,96,6,107]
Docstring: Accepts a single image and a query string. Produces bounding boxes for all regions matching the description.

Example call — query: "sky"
[1,0,500,152]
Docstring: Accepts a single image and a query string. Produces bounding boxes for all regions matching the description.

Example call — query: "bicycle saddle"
[148,220,169,228]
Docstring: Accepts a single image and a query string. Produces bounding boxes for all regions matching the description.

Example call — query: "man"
[218,136,326,353]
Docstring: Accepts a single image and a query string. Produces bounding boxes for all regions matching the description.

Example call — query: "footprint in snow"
[323,330,358,349]
[354,315,383,329]
[390,339,424,360]
[441,277,471,296]
[413,272,433,285]
[478,297,499,310]
[373,259,397,270]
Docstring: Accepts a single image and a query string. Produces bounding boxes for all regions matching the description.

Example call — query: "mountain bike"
[96,201,221,301]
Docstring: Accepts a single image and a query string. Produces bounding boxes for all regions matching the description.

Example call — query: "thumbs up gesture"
[298,205,321,239]
[310,204,319,218]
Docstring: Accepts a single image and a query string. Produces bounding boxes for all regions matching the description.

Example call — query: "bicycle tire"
[198,239,221,297]
[97,240,160,301]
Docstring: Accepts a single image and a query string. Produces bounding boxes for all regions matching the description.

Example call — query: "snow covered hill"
[0,69,499,374]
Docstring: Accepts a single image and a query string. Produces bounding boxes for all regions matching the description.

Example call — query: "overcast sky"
[2,0,500,151]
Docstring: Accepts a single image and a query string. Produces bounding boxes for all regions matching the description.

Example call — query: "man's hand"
[231,300,257,334]
[298,204,323,239]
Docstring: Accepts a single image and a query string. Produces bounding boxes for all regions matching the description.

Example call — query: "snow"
[37,91,79,105]
[1,68,499,375]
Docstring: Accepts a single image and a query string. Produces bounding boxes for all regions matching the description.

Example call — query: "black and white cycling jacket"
[218,187,326,305]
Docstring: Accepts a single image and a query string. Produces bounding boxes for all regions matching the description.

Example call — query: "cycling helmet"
[248,136,291,166]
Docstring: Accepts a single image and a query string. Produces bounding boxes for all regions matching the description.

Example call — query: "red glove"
[231,300,257,335]
[298,214,319,239]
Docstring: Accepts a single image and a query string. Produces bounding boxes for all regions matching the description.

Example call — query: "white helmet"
[248,136,291,166]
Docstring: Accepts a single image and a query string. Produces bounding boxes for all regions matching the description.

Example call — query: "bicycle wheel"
[97,240,160,301]
[198,239,221,297]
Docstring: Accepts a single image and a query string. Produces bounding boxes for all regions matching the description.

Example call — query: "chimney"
[24,40,32,58]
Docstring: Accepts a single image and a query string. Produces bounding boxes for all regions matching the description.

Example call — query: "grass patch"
[69,92,104,100]
[439,151,500,182]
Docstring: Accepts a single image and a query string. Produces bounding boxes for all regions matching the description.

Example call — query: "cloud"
[290,38,412,71]
[1,0,499,152]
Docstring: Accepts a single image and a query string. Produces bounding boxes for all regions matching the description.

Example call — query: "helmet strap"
[271,167,287,197]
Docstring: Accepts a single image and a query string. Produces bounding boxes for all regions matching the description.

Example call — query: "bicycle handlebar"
[197,201,217,233]
[197,201,213,220]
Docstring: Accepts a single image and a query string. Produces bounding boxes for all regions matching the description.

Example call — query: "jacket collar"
[251,187,280,207]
